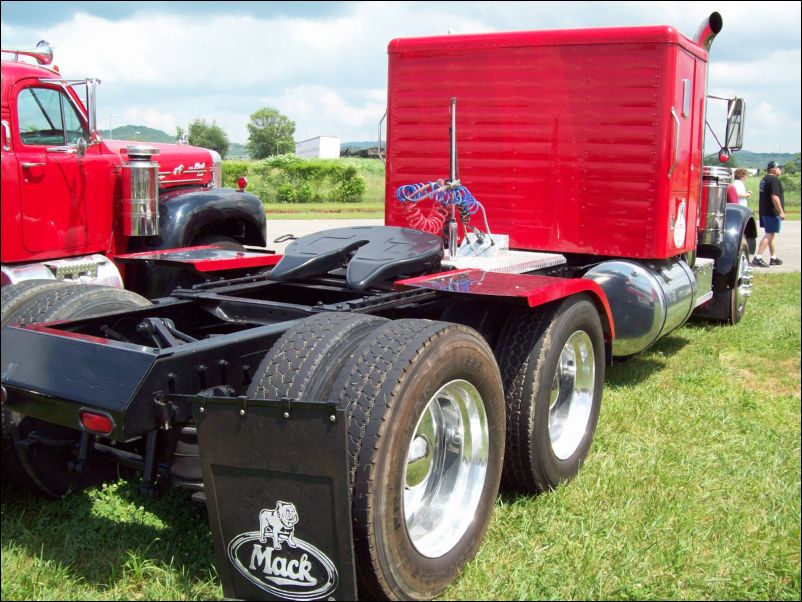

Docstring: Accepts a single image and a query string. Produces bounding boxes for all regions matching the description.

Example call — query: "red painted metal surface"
[396,269,614,338]
[1,59,219,266]
[385,25,707,260]
[115,246,282,273]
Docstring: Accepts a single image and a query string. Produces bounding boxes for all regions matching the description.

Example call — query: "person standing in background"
[732,168,751,207]
[752,161,785,267]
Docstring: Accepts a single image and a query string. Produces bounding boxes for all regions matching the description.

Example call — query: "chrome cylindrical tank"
[698,165,731,246]
[122,145,160,236]
[584,260,696,357]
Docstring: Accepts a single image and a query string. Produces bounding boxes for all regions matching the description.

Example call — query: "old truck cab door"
[13,81,111,257]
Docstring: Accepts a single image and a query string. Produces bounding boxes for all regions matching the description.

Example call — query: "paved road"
[266,218,800,272]
[752,219,800,273]
[267,218,383,255]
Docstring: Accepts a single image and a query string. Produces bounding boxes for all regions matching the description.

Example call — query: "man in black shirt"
[752,160,786,267]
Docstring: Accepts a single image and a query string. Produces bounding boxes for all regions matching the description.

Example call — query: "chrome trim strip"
[1,120,10,151]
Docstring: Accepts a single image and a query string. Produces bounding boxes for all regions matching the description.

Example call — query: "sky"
[1,1,800,154]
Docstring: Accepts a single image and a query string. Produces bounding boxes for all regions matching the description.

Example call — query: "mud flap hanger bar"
[177,393,357,601]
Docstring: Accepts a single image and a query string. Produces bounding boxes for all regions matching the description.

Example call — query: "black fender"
[137,187,267,250]
[123,188,267,297]
[707,205,757,290]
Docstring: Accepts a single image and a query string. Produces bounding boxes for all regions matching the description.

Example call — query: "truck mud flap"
[189,395,356,601]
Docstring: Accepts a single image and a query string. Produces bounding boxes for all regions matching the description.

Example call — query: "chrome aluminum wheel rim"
[549,330,595,460]
[403,379,489,558]
[736,251,754,314]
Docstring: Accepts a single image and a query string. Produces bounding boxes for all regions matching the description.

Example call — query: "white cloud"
[2,2,799,151]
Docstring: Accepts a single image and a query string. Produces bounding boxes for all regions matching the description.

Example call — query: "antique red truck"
[1,13,756,601]
[1,41,267,299]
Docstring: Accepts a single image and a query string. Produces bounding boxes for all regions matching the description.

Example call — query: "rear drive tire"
[1,285,152,497]
[329,319,505,600]
[1,280,71,328]
[247,312,390,402]
[5,284,151,326]
[440,300,504,348]
[194,233,246,253]
[496,295,605,493]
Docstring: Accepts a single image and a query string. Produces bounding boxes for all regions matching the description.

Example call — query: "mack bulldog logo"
[227,501,338,600]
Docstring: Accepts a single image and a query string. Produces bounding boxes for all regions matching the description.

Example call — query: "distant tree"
[246,107,295,159]
[783,152,800,174]
[175,126,185,141]
[187,119,229,158]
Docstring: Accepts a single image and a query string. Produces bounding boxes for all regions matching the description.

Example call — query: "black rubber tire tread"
[9,284,151,326]
[194,233,246,252]
[247,312,389,402]
[439,300,504,348]
[1,280,71,328]
[495,303,558,492]
[329,319,504,600]
[495,295,605,493]
[2,284,152,497]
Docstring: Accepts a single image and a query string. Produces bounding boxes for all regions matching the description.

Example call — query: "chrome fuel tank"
[699,165,731,247]
[584,260,696,357]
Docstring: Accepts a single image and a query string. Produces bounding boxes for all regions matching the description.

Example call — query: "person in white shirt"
[732,168,751,207]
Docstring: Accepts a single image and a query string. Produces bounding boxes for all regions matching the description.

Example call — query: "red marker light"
[80,411,114,434]
[237,176,248,191]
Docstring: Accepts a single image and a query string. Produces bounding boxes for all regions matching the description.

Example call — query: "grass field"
[2,273,799,601]
[265,200,384,220]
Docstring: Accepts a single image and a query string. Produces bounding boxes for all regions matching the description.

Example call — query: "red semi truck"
[1,13,756,601]
[1,41,267,300]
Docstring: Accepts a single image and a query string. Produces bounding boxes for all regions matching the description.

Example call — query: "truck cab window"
[17,87,86,146]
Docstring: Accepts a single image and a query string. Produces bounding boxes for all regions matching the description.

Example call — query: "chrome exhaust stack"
[694,12,723,50]
[122,146,160,237]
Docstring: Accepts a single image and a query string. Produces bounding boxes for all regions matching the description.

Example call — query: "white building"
[295,136,341,159]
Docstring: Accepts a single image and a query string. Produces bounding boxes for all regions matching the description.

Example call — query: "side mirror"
[76,137,87,157]
[725,97,745,151]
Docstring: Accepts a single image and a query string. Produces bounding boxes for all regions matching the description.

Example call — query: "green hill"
[99,125,176,143]
[734,150,797,168]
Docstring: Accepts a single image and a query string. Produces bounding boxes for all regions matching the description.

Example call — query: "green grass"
[265,201,384,220]
[3,273,799,600]
[224,157,386,219]
[445,272,801,601]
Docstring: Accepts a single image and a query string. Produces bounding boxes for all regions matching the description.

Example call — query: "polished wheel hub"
[549,330,595,460]
[736,253,754,314]
[404,379,488,558]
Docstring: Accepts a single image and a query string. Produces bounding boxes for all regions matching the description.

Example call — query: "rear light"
[80,411,114,435]
[237,176,248,191]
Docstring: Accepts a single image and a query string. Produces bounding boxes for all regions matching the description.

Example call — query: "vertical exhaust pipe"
[122,145,160,237]
[694,12,723,50]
